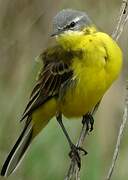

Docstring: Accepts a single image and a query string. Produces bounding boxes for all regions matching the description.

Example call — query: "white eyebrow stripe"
[72,15,84,23]
[58,15,84,30]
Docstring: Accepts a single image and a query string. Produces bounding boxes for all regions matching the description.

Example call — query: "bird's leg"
[56,112,87,169]
[82,113,94,132]
[56,112,73,148]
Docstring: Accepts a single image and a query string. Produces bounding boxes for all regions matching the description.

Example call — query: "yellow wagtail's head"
[51,9,97,49]
[51,9,96,37]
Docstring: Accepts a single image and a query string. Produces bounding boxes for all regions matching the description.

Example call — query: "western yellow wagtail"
[1,9,122,176]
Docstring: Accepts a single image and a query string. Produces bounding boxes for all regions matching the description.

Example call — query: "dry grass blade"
[106,0,128,179]
[106,91,128,180]
[65,105,99,180]
[112,0,128,40]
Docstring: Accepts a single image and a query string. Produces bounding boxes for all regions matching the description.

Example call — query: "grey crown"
[52,9,92,35]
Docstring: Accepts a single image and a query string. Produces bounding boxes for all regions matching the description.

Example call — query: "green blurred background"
[0,0,128,179]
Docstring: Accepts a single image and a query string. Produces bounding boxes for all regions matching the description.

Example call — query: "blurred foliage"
[0,0,128,180]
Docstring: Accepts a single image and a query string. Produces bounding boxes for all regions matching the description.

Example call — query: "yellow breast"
[60,32,122,118]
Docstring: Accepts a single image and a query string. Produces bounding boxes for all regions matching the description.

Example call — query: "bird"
[1,9,122,177]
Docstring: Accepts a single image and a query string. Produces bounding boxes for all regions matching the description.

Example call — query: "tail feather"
[1,122,33,177]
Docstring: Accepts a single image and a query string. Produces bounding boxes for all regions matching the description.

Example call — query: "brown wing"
[21,46,73,121]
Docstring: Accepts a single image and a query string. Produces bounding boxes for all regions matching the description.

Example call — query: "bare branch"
[65,123,89,180]
[112,0,128,40]
[65,105,99,180]
[106,0,128,179]
[106,88,128,180]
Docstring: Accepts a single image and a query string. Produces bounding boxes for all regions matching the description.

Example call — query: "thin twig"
[106,0,128,179]
[65,0,128,180]
[112,0,128,40]
[65,105,99,180]
[65,123,89,180]
[106,87,128,180]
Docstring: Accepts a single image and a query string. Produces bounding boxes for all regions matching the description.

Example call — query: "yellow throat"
[57,26,122,117]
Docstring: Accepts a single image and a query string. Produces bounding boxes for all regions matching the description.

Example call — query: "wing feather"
[21,46,73,122]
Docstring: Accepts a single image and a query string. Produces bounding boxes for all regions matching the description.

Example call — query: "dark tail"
[1,122,33,177]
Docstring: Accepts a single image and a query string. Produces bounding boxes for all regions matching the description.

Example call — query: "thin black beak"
[50,29,64,37]
[50,32,58,37]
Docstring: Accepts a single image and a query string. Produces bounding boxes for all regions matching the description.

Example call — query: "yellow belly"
[61,68,107,117]
[60,32,122,117]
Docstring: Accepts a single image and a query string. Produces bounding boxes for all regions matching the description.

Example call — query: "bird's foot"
[82,114,94,132]
[69,144,87,169]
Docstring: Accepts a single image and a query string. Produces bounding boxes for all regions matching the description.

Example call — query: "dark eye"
[65,21,76,29]
[70,21,76,28]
